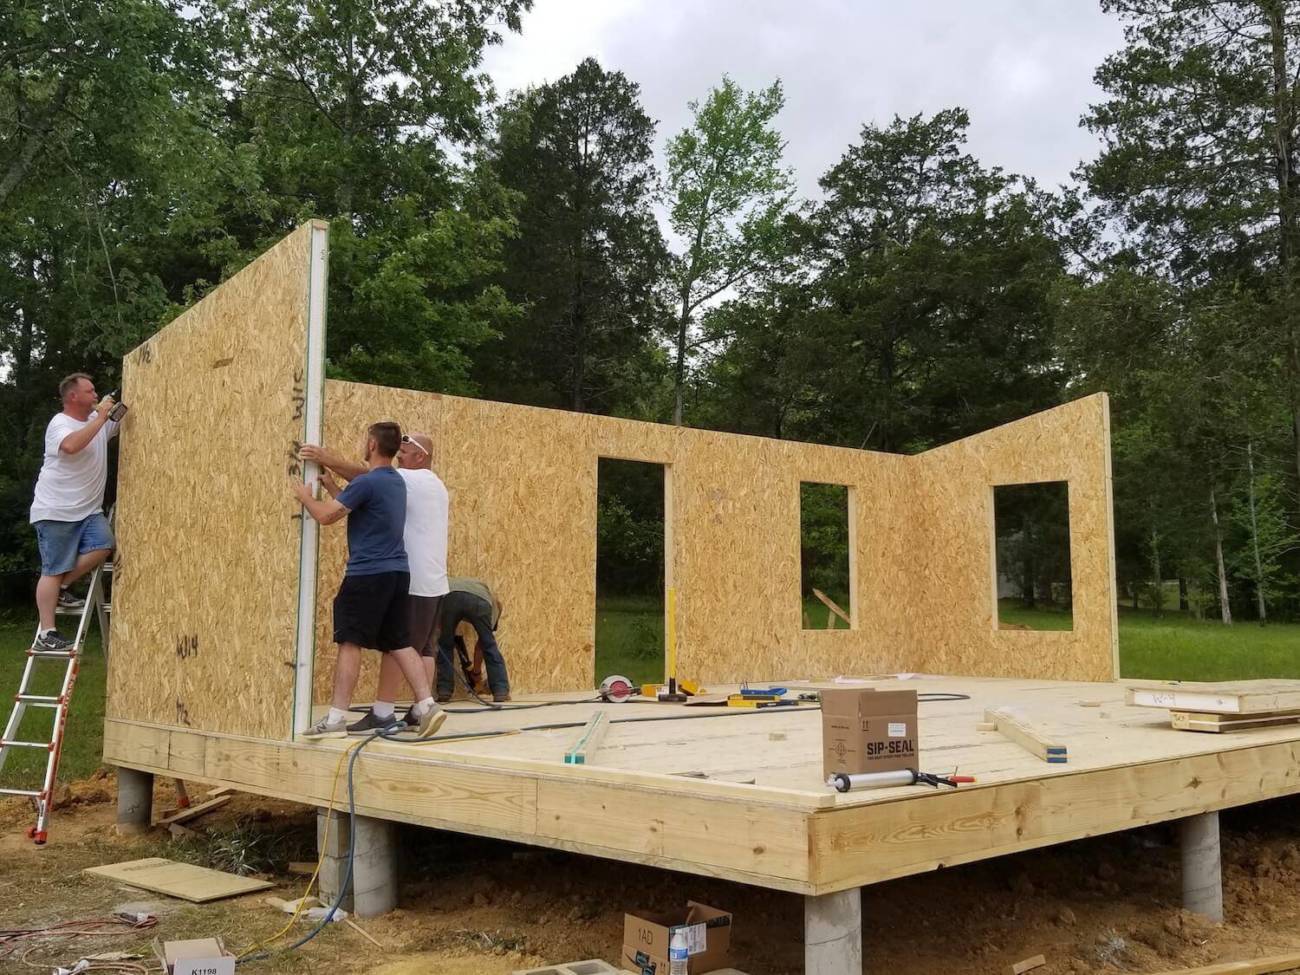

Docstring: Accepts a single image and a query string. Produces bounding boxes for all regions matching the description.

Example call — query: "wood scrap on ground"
[984,707,1068,763]
[157,794,230,827]
[83,857,272,902]
[1006,955,1046,975]
[1145,949,1300,974]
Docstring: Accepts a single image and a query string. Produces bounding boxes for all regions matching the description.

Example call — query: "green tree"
[220,0,529,390]
[483,58,669,414]
[1083,0,1300,486]
[665,77,793,425]
[802,109,1068,452]
[0,0,242,596]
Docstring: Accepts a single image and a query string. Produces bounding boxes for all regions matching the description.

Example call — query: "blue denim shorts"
[33,513,115,576]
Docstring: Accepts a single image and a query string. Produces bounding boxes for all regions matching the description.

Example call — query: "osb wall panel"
[910,393,1118,681]
[314,383,926,697]
[108,222,322,738]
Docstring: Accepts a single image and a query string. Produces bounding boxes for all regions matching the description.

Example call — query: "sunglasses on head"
[400,434,429,455]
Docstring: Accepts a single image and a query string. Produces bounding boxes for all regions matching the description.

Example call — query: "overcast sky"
[482,0,1127,201]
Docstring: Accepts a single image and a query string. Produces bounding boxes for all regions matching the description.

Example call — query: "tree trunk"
[1150,522,1163,617]
[1245,441,1268,623]
[672,302,689,425]
[1265,2,1300,491]
[1209,485,1233,625]
[1178,576,1189,613]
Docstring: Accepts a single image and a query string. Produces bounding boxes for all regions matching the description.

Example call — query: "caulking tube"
[827,769,918,793]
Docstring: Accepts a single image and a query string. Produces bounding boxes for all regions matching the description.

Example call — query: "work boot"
[492,690,511,703]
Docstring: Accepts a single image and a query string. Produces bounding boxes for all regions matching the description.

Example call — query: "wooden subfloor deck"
[103,676,1300,895]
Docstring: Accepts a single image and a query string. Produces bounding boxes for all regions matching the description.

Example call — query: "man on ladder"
[28,373,121,651]
[0,373,124,843]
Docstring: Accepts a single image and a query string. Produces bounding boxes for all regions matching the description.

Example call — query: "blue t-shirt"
[336,466,409,576]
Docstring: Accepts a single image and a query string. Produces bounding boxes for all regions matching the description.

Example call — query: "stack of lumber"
[1126,680,1300,734]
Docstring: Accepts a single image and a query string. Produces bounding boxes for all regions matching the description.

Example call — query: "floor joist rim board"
[102,674,1300,895]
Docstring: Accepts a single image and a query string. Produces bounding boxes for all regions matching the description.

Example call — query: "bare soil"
[3,774,1300,974]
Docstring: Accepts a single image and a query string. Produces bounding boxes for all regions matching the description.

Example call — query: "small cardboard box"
[821,688,918,777]
[621,901,733,974]
[154,937,236,975]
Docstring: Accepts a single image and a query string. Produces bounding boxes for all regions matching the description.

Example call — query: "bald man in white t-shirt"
[300,432,450,733]
[29,373,121,652]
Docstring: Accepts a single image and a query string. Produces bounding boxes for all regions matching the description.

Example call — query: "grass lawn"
[1116,608,1300,680]
[0,614,107,792]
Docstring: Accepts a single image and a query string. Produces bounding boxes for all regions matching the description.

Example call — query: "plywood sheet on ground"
[83,857,273,902]
[108,221,326,738]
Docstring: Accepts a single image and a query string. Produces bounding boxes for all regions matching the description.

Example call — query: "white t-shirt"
[397,467,449,597]
[30,411,119,523]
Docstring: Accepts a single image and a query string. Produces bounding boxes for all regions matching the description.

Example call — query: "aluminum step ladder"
[0,558,112,844]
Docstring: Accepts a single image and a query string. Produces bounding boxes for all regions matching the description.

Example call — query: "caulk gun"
[827,769,975,793]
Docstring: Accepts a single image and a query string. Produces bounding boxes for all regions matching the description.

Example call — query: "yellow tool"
[658,588,687,702]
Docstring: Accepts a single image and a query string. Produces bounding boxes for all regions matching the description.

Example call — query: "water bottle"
[668,928,688,975]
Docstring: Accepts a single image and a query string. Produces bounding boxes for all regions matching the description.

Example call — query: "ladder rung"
[54,607,82,615]
[0,787,42,797]
[17,694,62,706]
[104,563,114,572]
[1,740,53,750]
[27,649,75,659]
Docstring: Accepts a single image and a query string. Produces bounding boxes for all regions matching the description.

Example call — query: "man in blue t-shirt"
[290,421,446,739]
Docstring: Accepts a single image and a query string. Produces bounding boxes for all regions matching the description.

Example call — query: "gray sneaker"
[34,630,73,652]
[302,715,348,739]
[412,705,448,739]
[57,589,85,611]
[347,710,400,736]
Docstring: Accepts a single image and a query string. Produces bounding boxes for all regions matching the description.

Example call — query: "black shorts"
[333,571,411,652]
[409,594,444,656]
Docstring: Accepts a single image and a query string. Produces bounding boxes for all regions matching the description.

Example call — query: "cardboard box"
[154,937,236,975]
[821,688,918,777]
[621,901,733,974]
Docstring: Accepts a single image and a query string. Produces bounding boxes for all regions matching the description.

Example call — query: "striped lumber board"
[1127,680,1300,715]
[1170,710,1300,734]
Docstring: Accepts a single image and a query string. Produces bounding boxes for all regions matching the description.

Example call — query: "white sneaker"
[302,715,348,739]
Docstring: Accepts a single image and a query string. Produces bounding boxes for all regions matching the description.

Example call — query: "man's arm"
[290,481,349,525]
[299,444,365,482]
[57,399,114,455]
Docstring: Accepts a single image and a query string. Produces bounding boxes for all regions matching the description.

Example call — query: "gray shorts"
[409,594,444,656]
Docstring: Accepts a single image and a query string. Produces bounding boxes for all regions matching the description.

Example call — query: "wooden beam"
[158,794,230,827]
[808,739,1300,893]
[1144,951,1300,975]
[984,707,1067,763]
[1007,955,1046,975]
[1171,711,1300,733]
[1126,680,1300,715]
[564,712,610,765]
[812,589,851,628]
[103,718,816,893]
